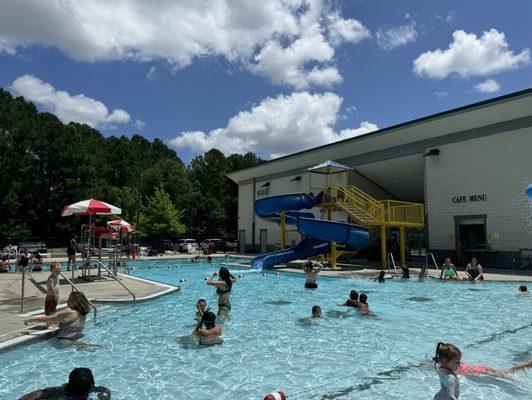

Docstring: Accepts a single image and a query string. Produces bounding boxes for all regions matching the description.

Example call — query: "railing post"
[20,266,26,313]
[380,225,387,269]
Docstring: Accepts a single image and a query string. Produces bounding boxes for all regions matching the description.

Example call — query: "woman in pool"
[440,258,459,280]
[465,257,484,282]
[25,291,90,340]
[375,271,386,283]
[433,342,462,400]
[207,267,237,316]
[192,311,222,345]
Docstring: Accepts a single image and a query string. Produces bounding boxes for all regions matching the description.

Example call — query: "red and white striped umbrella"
[61,199,121,217]
[107,219,134,233]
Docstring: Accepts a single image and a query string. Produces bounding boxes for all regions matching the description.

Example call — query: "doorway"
[454,215,487,256]
[259,229,268,254]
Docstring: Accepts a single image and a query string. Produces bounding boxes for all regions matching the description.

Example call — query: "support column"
[380,225,387,269]
[280,211,286,250]
[399,227,406,265]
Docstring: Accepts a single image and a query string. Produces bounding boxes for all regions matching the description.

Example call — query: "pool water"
[1,258,531,399]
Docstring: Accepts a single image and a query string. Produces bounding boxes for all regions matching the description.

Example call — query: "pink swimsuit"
[458,362,488,374]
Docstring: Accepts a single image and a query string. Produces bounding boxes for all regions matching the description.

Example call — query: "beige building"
[228,89,532,269]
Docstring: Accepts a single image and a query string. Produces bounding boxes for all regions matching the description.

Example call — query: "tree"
[139,186,185,237]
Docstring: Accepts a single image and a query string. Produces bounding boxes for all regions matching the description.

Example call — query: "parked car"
[17,242,47,255]
[175,238,199,253]
[200,238,225,253]
[224,239,238,252]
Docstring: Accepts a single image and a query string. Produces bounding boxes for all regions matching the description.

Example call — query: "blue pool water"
[1,258,531,399]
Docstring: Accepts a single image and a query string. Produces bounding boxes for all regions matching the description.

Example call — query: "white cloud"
[413,29,530,79]
[376,18,418,50]
[135,119,146,130]
[473,79,501,93]
[0,0,370,89]
[11,75,132,128]
[433,91,448,99]
[170,91,378,159]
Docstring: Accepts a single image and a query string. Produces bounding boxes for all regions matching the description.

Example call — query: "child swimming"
[195,299,207,321]
[433,342,461,399]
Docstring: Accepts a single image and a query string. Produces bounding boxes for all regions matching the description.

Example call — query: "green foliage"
[139,186,185,236]
[0,88,263,242]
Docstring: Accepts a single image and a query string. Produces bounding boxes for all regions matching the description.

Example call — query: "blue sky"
[0,0,530,162]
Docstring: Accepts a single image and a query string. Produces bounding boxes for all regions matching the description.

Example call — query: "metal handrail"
[387,252,398,274]
[59,272,97,320]
[95,260,136,302]
[425,252,440,271]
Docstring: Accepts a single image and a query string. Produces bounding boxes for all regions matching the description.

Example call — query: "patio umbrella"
[107,219,134,233]
[61,199,121,217]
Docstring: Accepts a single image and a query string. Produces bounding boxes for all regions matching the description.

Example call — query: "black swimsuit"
[305,282,318,289]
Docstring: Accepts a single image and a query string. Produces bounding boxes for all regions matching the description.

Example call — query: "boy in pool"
[303,260,322,289]
[195,299,207,321]
[312,305,321,318]
[337,290,360,308]
[518,284,528,294]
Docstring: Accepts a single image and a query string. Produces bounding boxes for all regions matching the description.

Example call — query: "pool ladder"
[95,260,136,302]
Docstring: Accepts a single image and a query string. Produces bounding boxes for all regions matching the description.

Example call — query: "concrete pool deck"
[0,269,180,350]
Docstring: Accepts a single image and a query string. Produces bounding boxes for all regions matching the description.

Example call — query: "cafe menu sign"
[452,194,487,204]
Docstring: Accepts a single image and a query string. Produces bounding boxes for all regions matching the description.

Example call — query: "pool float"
[264,391,286,400]
[526,184,532,199]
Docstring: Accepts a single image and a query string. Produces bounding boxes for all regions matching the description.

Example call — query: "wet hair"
[433,342,462,365]
[303,261,313,272]
[219,267,232,292]
[349,290,358,300]
[312,305,321,315]
[68,292,91,316]
[378,271,385,277]
[359,293,368,304]
[66,367,94,396]
[197,298,206,305]
[519,285,528,292]
[50,261,60,271]
[201,311,217,330]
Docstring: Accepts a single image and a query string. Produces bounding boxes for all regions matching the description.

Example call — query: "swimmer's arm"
[206,273,222,286]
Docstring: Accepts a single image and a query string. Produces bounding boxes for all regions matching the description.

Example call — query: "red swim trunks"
[458,362,489,374]
[44,298,57,315]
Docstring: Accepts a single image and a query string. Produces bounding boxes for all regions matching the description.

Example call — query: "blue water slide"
[251,192,369,269]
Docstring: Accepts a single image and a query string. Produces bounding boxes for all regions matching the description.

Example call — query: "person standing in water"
[433,342,461,400]
[207,267,237,316]
[303,260,322,289]
[192,311,222,345]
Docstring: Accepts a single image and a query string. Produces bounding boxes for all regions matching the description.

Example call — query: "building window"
[256,187,270,197]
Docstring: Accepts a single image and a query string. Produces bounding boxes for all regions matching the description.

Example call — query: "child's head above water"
[197,299,206,311]
[359,293,368,304]
[349,290,358,300]
[519,285,528,292]
[433,342,462,371]
[312,305,321,318]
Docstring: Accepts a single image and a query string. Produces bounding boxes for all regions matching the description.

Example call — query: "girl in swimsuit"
[465,258,484,282]
[433,342,462,400]
[192,311,222,345]
[25,291,90,340]
[207,267,237,317]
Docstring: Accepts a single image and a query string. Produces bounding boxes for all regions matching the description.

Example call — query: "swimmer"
[312,305,321,319]
[440,258,459,280]
[195,299,207,321]
[418,265,428,281]
[433,342,461,400]
[337,290,360,308]
[358,293,372,315]
[457,360,532,377]
[401,265,410,279]
[207,256,213,263]
[518,284,528,294]
[303,260,322,289]
[207,267,237,317]
[192,311,222,345]
[374,271,385,283]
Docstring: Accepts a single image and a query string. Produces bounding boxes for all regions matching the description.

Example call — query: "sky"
[0,0,531,163]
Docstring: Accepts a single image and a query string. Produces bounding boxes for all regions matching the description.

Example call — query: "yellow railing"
[324,184,425,227]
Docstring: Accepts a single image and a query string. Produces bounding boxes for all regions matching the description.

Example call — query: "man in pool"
[20,367,110,399]
[312,305,321,318]
[192,311,222,345]
[303,260,322,289]
[337,290,360,308]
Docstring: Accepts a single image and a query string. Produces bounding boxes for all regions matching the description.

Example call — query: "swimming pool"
[1,258,531,399]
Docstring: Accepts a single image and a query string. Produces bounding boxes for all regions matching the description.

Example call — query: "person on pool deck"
[338,290,360,308]
[207,267,237,316]
[433,342,461,400]
[312,305,321,318]
[0,256,8,273]
[192,310,222,345]
[375,271,386,283]
[465,257,484,282]
[19,367,111,400]
[25,291,90,340]
[195,298,207,321]
[303,260,322,289]
[67,234,77,272]
[440,258,459,280]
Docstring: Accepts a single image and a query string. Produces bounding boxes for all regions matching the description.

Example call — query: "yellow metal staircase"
[324,184,424,228]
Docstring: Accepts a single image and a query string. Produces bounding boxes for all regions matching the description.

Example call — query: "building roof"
[228,88,532,183]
